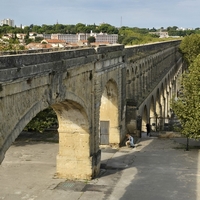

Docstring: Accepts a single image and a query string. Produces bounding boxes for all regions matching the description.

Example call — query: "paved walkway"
[0,135,200,200]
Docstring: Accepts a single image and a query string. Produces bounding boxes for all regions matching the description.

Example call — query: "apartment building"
[50,33,118,44]
[1,19,14,27]
[91,33,118,43]
[51,34,78,43]
[43,34,51,39]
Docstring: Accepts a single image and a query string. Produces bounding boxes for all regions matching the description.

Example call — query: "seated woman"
[126,134,135,148]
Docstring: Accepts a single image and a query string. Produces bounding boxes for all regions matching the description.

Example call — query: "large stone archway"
[52,100,94,180]
[99,80,119,147]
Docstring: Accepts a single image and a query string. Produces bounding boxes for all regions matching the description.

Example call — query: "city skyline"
[0,0,200,29]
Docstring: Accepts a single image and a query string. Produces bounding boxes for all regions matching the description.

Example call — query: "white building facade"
[50,33,118,44]
[92,33,118,43]
[51,34,78,43]
[1,19,14,27]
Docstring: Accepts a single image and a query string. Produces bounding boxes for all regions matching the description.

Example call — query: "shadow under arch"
[99,79,120,147]
[52,99,96,180]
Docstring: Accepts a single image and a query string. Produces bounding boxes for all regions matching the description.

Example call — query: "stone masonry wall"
[0,40,182,179]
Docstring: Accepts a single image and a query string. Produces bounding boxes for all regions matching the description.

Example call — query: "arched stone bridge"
[0,40,184,180]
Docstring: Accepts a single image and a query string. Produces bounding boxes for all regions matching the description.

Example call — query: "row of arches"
[126,48,178,103]
[139,62,183,135]
[0,42,183,181]
[0,66,121,181]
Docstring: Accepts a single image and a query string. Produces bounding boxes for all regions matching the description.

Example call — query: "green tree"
[35,37,44,42]
[24,32,33,44]
[122,36,139,45]
[98,23,118,34]
[171,55,200,139]
[87,36,95,43]
[171,34,200,145]
[149,27,157,32]
[24,107,58,133]
[75,23,86,33]
[32,25,42,33]
[179,34,200,65]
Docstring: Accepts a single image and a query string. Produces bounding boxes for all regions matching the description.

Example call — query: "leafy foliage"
[179,34,200,65]
[87,36,95,43]
[24,107,58,133]
[118,27,171,45]
[167,26,195,37]
[172,34,200,139]
[171,55,200,139]
[0,38,25,51]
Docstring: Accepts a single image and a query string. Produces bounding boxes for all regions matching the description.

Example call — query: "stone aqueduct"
[0,40,183,180]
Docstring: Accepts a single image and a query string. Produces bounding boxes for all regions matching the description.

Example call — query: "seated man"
[126,134,135,148]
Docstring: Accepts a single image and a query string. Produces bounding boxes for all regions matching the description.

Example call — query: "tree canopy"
[87,36,95,43]
[171,34,200,139]
[171,55,200,139]
[179,34,200,65]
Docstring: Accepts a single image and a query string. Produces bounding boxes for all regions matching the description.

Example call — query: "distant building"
[2,33,14,40]
[43,34,51,39]
[91,32,118,44]
[149,31,169,38]
[51,32,118,44]
[78,33,90,41]
[16,33,26,40]
[29,33,44,41]
[21,32,119,50]
[51,34,78,43]
[1,19,14,27]
[41,39,66,48]
[176,27,194,31]
[26,43,52,50]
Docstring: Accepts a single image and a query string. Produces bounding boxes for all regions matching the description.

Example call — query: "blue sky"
[1,0,199,29]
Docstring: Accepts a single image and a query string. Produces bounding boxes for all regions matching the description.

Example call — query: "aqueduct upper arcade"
[0,40,183,180]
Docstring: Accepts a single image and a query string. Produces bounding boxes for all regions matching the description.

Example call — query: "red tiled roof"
[26,43,52,49]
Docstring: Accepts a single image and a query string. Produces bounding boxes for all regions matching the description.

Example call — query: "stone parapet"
[0,40,183,180]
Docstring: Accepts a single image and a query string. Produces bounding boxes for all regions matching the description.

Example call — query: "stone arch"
[141,105,148,133]
[160,83,165,130]
[99,79,119,146]
[152,56,157,81]
[150,95,156,131]
[164,78,170,119]
[139,63,142,97]
[0,98,49,164]
[130,66,135,98]
[155,88,161,131]
[134,66,139,100]
[126,68,131,98]
[52,99,92,180]
[141,61,145,93]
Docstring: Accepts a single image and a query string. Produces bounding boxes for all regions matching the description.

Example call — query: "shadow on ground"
[13,131,59,146]
[1,131,200,200]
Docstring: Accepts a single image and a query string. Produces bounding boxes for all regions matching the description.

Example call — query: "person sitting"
[125,134,135,148]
